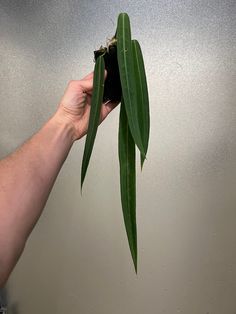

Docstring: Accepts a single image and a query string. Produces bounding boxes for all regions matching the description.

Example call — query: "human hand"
[55,71,119,141]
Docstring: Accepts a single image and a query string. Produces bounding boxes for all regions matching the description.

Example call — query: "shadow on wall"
[0,288,19,314]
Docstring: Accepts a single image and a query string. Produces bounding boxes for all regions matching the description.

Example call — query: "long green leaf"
[118,97,137,273]
[81,56,105,190]
[116,13,145,158]
[132,39,150,168]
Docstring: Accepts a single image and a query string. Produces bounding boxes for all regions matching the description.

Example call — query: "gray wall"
[1,0,236,313]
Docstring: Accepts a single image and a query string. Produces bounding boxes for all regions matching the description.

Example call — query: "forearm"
[0,110,74,286]
[0,72,116,287]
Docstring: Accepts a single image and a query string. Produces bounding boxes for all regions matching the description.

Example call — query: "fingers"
[82,71,94,80]
[79,69,107,93]
[81,69,107,81]
[76,72,94,94]
[100,99,120,122]
[79,79,93,92]
[104,69,107,79]
[105,99,120,113]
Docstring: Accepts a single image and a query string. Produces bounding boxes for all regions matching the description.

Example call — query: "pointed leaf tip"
[131,39,150,168]
[81,56,105,190]
[118,98,137,273]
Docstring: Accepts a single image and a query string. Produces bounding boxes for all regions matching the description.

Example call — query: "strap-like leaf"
[132,40,150,168]
[118,97,137,273]
[116,13,145,158]
[81,56,105,190]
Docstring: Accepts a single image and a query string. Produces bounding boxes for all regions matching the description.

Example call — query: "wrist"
[50,108,77,144]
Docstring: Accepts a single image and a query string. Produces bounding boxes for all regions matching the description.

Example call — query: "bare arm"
[0,71,117,287]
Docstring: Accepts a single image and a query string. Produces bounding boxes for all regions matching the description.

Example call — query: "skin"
[0,70,118,288]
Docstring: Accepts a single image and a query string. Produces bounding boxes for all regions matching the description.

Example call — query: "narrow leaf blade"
[118,97,137,272]
[81,56,105,190]
[116,13,145,158]
[132,39,150,168]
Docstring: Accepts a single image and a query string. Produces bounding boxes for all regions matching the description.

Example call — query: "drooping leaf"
[118,97,137,273]
[132,39,150,168]
[116,13,145,158]
[81,55,105,190]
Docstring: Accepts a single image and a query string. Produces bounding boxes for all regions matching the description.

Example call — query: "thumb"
[79,69,107,93]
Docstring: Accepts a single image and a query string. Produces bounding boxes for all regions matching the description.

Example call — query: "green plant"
[81,12,150,272]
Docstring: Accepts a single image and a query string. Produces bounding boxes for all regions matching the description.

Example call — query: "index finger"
[81,71,94,80]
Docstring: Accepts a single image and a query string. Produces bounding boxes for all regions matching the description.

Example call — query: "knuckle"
[68,80,77,87]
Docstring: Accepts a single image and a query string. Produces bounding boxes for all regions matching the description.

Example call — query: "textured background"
[1,1,236,313]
